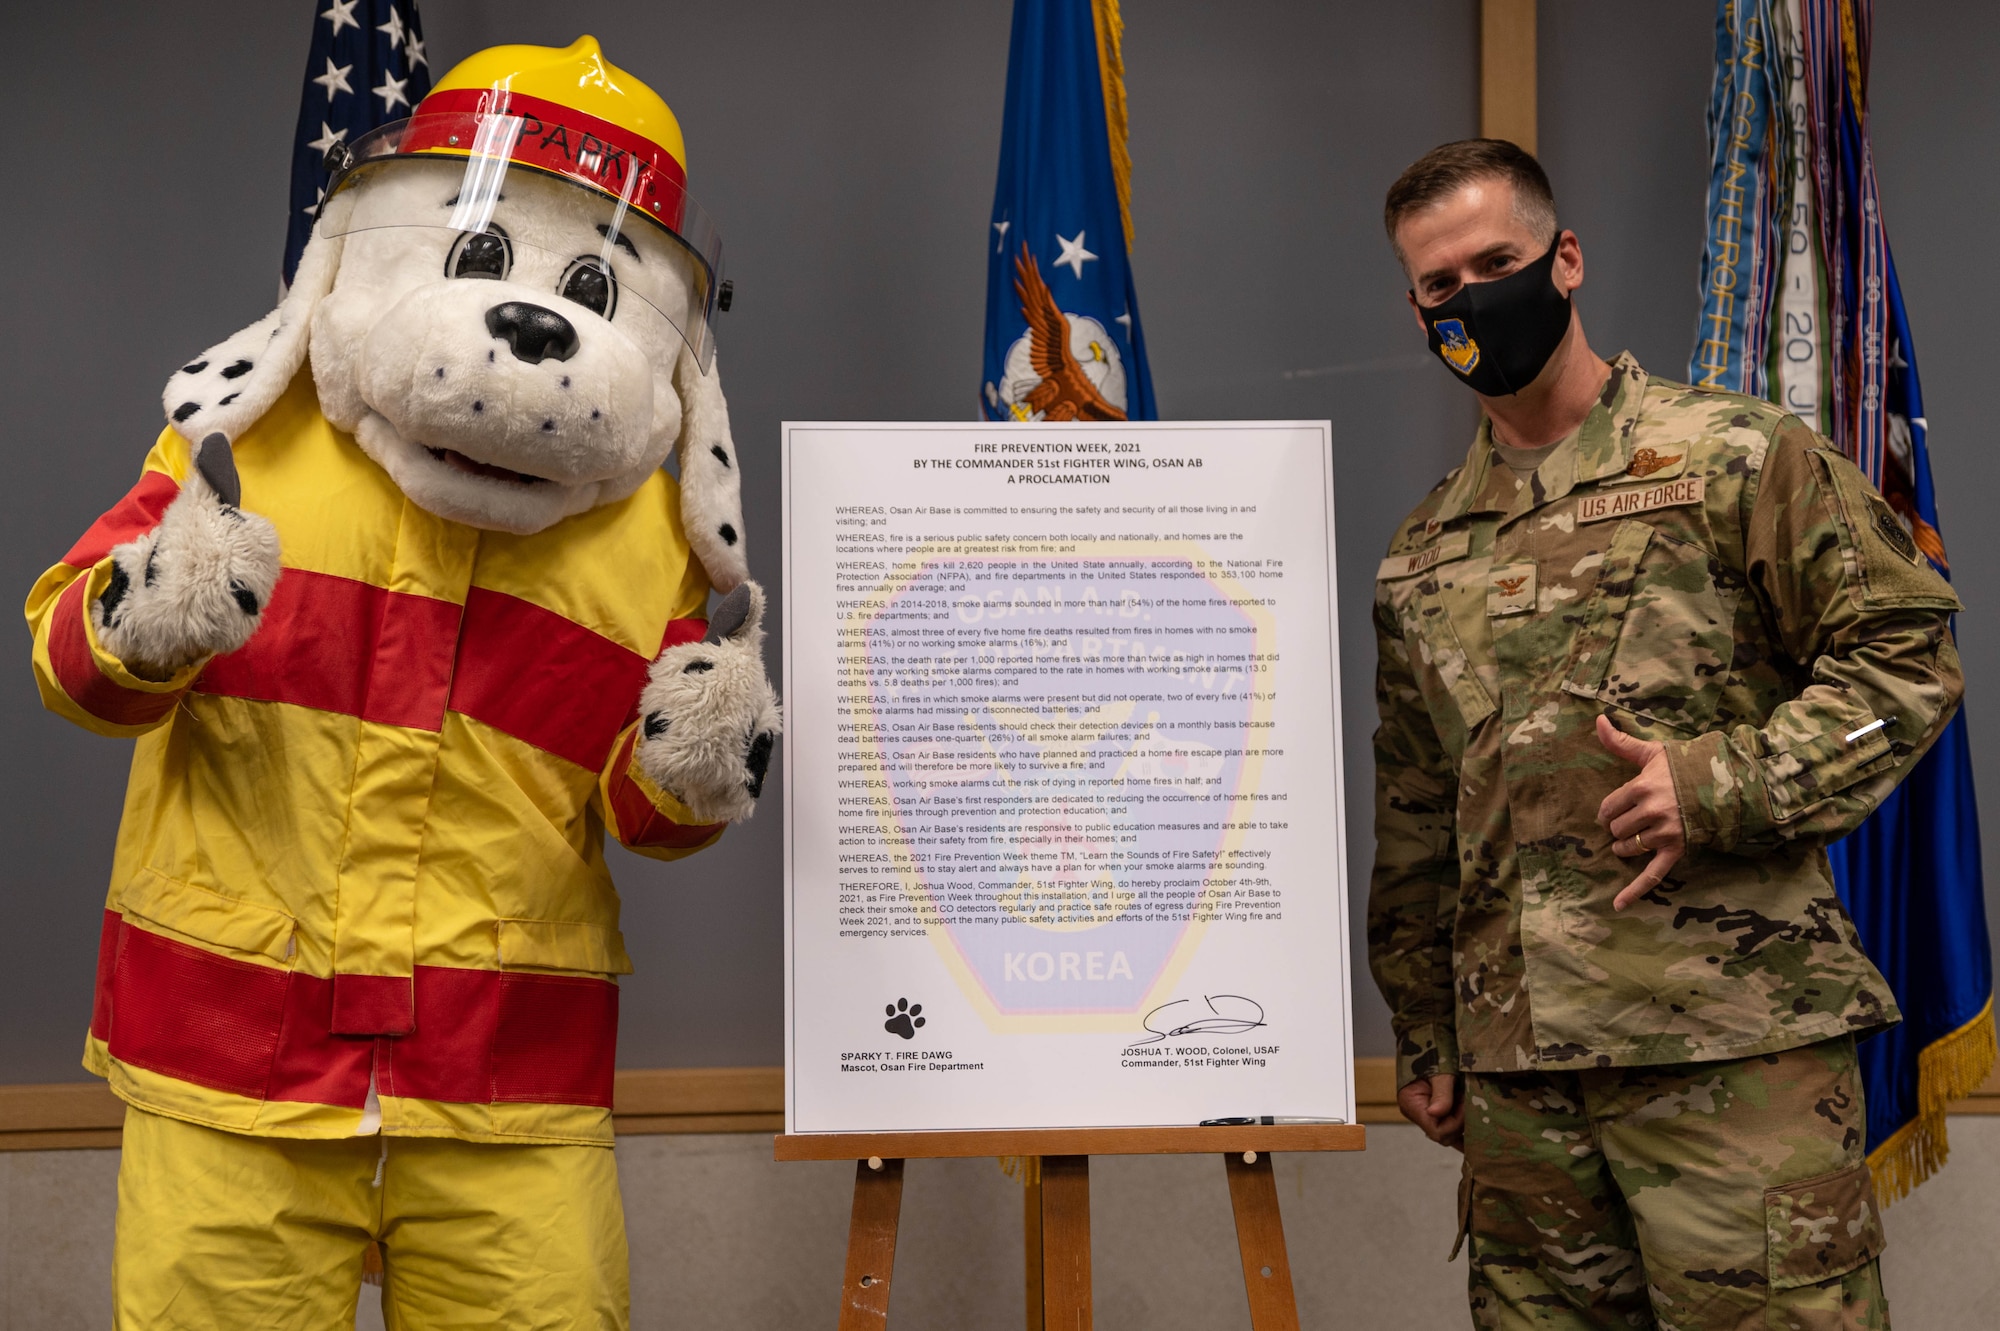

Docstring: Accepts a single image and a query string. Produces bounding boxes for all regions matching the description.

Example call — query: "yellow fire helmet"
[321,36,726,370]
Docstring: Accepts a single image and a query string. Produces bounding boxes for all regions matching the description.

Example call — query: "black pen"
[1199,1115,1346,1126]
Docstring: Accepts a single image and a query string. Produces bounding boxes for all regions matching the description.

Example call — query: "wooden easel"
[775,1123,1364,1330]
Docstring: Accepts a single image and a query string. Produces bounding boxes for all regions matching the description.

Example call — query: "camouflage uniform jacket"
[1368,353,1964,1086]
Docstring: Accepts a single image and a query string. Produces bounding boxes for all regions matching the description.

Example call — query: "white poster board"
[782,421,1351,1134]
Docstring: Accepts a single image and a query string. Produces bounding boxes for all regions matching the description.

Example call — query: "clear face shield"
[320,111,725,371]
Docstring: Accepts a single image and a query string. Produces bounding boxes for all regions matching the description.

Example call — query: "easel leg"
[1039,1155,1092,1331]
[837,1158,905,1331]
[1024,1159,1045,1331]
[1223,1152,1300,1331]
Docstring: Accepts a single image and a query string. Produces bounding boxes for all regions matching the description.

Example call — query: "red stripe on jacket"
[47,581,183,727]
[197,569,711,772]
[450,588,651,770]
[63,470,180,568]
[196,570,460,731]
[96,913,618,1109]
[604,730,725,850]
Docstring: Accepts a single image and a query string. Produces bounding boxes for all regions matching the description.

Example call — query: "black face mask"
[1416,237,1572,397]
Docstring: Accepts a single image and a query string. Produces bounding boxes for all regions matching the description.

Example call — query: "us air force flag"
[981,0,1155,422]
[1692,0,1995,1200]
[284,0,433,286]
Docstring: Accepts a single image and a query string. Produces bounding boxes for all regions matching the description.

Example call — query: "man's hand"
[1397,1073,1465,1149]
[1594,714,1686,909]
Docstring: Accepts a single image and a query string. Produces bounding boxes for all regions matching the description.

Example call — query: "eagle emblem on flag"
[994,248,1128,422]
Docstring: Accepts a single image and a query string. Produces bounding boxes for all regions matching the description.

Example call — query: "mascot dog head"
[160,37,748,589]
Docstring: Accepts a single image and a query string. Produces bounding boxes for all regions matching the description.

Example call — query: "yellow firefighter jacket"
[26,369,721,1145]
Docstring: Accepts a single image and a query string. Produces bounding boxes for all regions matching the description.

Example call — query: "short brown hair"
[1383,139,1557,266]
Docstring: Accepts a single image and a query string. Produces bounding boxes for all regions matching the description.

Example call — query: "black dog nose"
[485,302,579,364]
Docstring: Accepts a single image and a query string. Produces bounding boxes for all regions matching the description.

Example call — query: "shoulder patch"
[1804,447,1960,612]
[1866,494,1920,565]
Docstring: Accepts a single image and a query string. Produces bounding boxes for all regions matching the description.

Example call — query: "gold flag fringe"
[1866,995,1996,1204]
[1090,0,1134,249]
[998,1154,1042,1186]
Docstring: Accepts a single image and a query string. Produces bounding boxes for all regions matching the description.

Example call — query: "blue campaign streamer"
[1690,0,1785,394]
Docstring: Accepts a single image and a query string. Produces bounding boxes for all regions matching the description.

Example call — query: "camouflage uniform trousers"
[1459,1035,1887,1330]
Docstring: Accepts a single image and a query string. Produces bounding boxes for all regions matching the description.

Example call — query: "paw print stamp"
[884,998,925,1040]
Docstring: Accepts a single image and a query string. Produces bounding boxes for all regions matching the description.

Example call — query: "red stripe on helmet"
[402,87,689,232]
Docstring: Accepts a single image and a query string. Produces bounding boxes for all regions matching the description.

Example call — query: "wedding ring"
[1634,831,1647,852]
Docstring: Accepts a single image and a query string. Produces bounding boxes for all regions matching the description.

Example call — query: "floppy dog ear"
[161,227,344,447]
[673,344,751,594]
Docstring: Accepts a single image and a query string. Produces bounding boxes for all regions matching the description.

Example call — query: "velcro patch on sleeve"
[1577,475,1706,524]
[1378,529,1472,581]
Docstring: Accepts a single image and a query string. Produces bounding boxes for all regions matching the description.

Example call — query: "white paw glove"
[93,433,281,682]
[636,581,783,824]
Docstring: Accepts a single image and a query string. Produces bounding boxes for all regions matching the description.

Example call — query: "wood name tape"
[1577,475,1705,524]
[1377,530,1472,581]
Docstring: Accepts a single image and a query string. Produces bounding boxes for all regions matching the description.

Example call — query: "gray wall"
[2,2,1994,1083]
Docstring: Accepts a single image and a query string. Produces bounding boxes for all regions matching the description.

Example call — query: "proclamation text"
[783,422,1351,1133]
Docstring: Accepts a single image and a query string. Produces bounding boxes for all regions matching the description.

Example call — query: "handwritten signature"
[1126,994,1268,1048]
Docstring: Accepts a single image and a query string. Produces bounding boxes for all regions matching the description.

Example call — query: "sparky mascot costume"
[25,39,780,1327]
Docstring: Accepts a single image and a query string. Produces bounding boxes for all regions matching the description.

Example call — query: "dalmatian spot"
[173,402,201,423]
[100,561,132,618]
[220,359,254,380]
[745,732,774,797]
[181,360,208,375]
[719,523,737,546]
[219,393,239,407]
[710,445,731,468]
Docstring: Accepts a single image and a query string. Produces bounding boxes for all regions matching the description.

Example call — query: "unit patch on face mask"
[1377,529,1472,580]
[1576,475,1706,524]
[1487,563,1537,616]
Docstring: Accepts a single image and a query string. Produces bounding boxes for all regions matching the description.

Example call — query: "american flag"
[283,0,432,285]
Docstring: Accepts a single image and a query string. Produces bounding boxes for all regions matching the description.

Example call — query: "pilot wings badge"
[1435,318,1481,375]
[989,247,1128,422]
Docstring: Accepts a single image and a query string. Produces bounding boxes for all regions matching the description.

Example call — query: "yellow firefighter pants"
[113,1106,629,1330]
